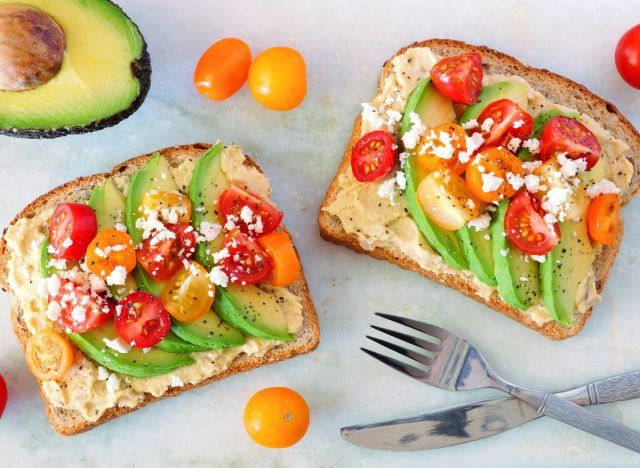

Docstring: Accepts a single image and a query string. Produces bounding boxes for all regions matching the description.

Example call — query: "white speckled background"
[1,0,640,465]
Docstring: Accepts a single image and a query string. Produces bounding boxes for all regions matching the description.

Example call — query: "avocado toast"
[0,143,320,435]
[319,39,640,340]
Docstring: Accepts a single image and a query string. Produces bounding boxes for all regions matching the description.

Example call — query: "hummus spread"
[4,145,304,422]
[325,47,631,325]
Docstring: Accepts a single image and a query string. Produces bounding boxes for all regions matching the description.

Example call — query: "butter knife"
[341,371,640,451]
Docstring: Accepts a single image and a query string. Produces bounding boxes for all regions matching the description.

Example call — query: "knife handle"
[592,372,640,404]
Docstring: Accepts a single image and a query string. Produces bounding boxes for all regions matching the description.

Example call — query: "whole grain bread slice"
[319,39,640,340]
[0,143,320,435]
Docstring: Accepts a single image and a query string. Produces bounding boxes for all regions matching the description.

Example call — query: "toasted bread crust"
[0,143,320,435]
[319,39,638,340]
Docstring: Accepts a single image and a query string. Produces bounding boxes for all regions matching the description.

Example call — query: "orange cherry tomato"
[465,147,525,203]
[141,190,192,225]
[244,387,310,448]
[85,230,136,280]
[587,193,620,245]
[257,231,301,286]
[161,260,214,322]
[416,123,469,175]
[26,330,74,380]
[194,38,252,101]
[248,47,307,111]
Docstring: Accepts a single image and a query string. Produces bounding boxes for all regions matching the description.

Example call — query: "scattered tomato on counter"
[248,46,307,111]
[615,24,640,89]
[26,330,74,380]
[0,374,7,418]
[194,38,252,101]
[244,387,310,448]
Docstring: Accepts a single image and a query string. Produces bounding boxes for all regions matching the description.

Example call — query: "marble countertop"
[2,0,640,466]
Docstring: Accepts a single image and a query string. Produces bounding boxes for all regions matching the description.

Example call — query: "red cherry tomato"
[115,291,171,348]
[351,130,397,182]
[539,116,601,170]
[194,38,252,101]
[615,24,640,89]
[219,186,283,236]
[49,203,97,261]
[220,229,272,284]
[504,191,560,255]
[477,99,533,149]
[0,374,7,418]
[430,53,483,105]
[48,279,114,333]
[137,224,197,280]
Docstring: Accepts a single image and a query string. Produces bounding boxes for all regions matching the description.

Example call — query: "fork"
[363,312,640,454]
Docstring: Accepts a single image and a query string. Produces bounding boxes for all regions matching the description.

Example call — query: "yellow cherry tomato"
[160,260,214,322]
[416,123,469,175]
[26,330,74,380]
[248,47,307,111]
[194,37,252,101]
[244,387,310,448]
[85,230,136,279]
[141,190,192,225]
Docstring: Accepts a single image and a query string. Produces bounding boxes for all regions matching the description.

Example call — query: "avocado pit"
[0,4,65,91]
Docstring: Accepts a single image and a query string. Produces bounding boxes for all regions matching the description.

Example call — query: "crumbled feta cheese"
[530,254,546,263]
[170,375,184,388]
[377,178,398,205]
[208,266,229,288]
[71,306,86,323]
[480,117,494,133]
[519,275,528,281]
[240,206,254,224]
[467,213,491,232]
[465,133,485,155]
[500,249,510,257]
[512,119,525,129]
[46,301,61,322]
[115,223,127,232]
[106,265,127,286]
[466,198,476,209]
[395,171,407,191]
[461,119,479,130]
[46,275,61,296]
[524,174,542,193]
[481,172,504,193]
[106,373,121,393]
[212,247,230,264]
[61,238,73,249]
[89,274,107,293]
[507,137,522,153]
[506,172,525,191]
[103,337,131,354]
[586,178,621,198]
[522,138,540,155]
[522,160,542,173]
[483,234,491,241]
[400,112,426,150]
[199,221,222,242]
[544,187,570,209]
[361,103,384,130]
[557,153,587,178]
[386,109,403,133]
[224,215,238,231]
[97,366,110,381]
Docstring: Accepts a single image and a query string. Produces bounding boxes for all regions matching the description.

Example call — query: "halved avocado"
[0,0,151,138]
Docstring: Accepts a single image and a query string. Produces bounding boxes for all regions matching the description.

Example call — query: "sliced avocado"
[40,236,54,278]
[401,78,467,270]
[215,285,292,341]
[540,220,595,326]
[67,321,194,378]
[491,200,540,310]
[172,309,244,349]
[579,152,608,188]
[457,224,496,286]
[0,0,150,138]
[154,331,209,354]
[460,81,529,123]
[518,110,581,161]
[189,143,230,269]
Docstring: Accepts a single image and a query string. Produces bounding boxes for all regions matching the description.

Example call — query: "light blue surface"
[1,0,640,466]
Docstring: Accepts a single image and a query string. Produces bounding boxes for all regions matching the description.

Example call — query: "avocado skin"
[0,0,151,139]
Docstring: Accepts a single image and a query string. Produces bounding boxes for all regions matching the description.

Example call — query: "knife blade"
[341,370,640,451]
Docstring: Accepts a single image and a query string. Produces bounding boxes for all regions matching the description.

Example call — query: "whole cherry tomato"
[615,24,640,89]
[194,38,252,101]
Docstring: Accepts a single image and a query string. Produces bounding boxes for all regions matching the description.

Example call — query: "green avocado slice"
[171,309,244,349]
[459,80,529,123]
[154,331,209,354]
[401,78,467,270]
[457,223,496,286]
[68,321,194,378]
[491,200,540,310]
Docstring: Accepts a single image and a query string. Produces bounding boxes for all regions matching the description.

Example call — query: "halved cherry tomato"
[141,191,192,225]
[615,24,640,89]
[257,231,301,286]
[26,330,74,380]
[85,230,136,280]
[0,374,6,418]
[534,158,590,221]
[351,130,397,182]
[48,279,114,333]
[244,387,310,448]
[504,190,560,255]
[466,147,525,203]
[248,46,307,111]
[416,170,481,230]
[416,123,469,175]
[137,224,197,280]
[219,186,283,236]
[430,53,483,105]
[539,116,600,170]
[194,38,252,101]
[161,260,214,322]
[587,193,620,245]
[220,229,272,284]
[115,291,171,348]
[477,99,533,149]
[49,203,97,260]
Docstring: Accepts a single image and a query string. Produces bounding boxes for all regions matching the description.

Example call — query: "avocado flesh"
[459,81,529,123]
[189,143,230,269]
[457,224,496,286]
[491,200,540,310]
[401,78,468,270]
[68,321,194,378]
[172,309,245,349]
[215,285,292,341]
[154,331,209,354]
[540,220,595,326]
[0,0,150,137]
[40,236,54,278]
[518,110,581,161]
